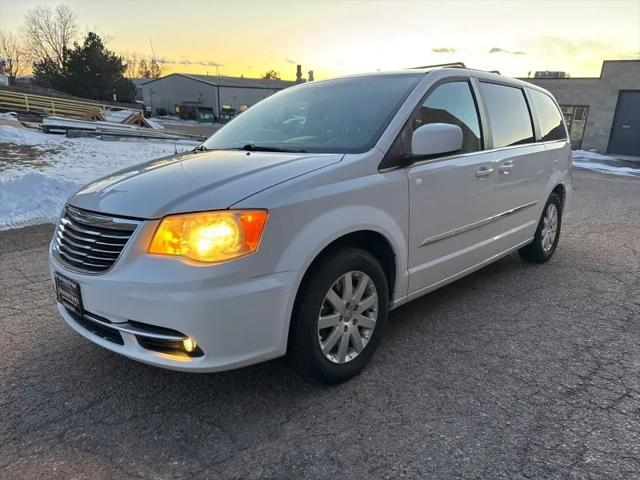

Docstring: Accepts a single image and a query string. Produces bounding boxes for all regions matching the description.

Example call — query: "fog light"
[183,337,197,353]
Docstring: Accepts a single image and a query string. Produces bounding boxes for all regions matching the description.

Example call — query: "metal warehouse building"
[522,60,640,156]
[140,73,297,122]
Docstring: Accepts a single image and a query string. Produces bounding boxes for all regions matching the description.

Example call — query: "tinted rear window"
[529,89,566,141]
[480,82,534,148]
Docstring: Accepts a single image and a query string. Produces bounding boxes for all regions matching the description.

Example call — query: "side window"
[480,82,534,148]
[529,89,567,141]
[413,81,482,153]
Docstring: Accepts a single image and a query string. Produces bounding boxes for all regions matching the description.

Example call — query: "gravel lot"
[1,169,639,480]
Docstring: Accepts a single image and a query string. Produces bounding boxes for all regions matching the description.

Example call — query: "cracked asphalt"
[1,170,639,480]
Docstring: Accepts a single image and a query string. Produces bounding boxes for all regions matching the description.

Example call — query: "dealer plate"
[54,272,83,315]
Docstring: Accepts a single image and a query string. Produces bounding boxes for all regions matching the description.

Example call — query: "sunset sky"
[1,0,639,80]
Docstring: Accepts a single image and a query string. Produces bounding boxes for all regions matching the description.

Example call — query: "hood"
[69,150,342,218]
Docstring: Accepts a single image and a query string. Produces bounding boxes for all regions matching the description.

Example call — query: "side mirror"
[410,123,463,160]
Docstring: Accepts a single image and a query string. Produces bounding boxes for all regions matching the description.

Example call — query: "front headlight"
[148,210,268,263]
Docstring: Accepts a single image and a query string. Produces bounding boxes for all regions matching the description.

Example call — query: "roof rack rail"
[450,65,502,75]
[407,63,502,75]
[407,62,466,70]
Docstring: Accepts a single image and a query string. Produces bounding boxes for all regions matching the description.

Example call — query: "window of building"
[412,81,482,153]
[480,82,534,148]
[528,89,566,141]
[560,105,589,149]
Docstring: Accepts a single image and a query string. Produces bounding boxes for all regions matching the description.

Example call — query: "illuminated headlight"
[149,210,268,263]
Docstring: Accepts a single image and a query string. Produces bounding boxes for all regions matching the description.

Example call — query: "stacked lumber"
[41,116,205,141]
[0,89,106,119]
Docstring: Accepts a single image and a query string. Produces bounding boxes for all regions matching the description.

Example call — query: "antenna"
[149,39,157,64]
[148,38,169,118]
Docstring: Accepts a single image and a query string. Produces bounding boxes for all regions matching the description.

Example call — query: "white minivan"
[50,66,571,383]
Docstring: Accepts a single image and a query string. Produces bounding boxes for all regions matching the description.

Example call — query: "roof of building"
[129,78,148,87]
[141,73,298,90]
[519,59,640,81]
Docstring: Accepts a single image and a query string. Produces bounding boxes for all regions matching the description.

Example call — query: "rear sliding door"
[476,82,550,249]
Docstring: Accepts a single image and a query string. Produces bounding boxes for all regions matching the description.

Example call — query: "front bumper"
[48,230,298,372]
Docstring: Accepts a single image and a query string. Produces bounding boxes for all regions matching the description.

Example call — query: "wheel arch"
[286,228,399,353]
[296,229,398,302]
[552,183,566,209]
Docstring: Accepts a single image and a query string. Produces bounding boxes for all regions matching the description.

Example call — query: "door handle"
[476,166,494,178]
[498,161,514,174]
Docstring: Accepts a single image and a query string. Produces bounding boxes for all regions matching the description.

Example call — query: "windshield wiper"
[192,145,209,153]
[241,143,307,153]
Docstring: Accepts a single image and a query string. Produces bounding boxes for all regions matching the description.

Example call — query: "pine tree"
[33,32,135,102]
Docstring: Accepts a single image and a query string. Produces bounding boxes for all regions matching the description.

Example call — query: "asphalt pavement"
[1,169,639,479]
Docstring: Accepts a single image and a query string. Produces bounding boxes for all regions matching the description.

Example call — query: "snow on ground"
[572,150,640,177]
[0,125,199,230]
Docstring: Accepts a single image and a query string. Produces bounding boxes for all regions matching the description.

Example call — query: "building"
[522,60,640,156]
[139,73,298,122]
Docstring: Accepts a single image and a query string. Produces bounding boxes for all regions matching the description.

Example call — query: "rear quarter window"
[528,89,567,141]
[480,82,534,148]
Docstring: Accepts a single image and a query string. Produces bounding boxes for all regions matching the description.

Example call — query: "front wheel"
[519,193,562,263]
[288,248,389,384]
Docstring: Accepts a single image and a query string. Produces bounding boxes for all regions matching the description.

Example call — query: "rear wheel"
[519,193,562,263]
[288,248,389,384]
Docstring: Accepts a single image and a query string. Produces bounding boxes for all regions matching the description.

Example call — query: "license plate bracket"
[54,272,83,315]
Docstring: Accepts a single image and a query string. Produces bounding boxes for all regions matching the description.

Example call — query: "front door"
[407,151,497,294]
[608,90,640,156]
[406,80,498,294]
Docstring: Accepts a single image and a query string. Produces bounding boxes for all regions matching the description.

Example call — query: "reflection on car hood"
[69,150,343,218]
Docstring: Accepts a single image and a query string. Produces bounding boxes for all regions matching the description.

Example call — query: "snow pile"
[0,112,19,121]
[572,150,639,177]
[572,150,615,162]
[104,109,135,123]
[144,117,163,129]
[0,125,199,230]
[0,173,81,229]
[0,124,54,146]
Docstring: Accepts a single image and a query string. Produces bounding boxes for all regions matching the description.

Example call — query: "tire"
[288,248,389,384]
[519,193,562,263]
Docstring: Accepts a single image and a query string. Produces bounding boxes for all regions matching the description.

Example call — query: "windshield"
[203,74,422,154]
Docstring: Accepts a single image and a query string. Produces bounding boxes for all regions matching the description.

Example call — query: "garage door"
[607,90,640,156]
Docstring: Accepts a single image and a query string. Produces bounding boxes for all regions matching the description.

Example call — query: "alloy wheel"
[317,270,378,364]
[541,203,558,253]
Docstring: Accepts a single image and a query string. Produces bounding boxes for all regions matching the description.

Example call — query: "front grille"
[53,205,139,274]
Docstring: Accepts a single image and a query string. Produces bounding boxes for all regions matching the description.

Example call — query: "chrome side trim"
[419,201,538,247]
[82,311,187,341]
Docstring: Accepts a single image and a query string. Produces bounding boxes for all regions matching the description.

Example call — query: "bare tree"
[22,4,78,69]
[122,50,141,78]
[148,57,163,79]
[262,70,281,80]
[137,58,149,78]
[0,29,26,79]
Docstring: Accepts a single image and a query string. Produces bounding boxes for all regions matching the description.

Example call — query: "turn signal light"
[149,210,268,263]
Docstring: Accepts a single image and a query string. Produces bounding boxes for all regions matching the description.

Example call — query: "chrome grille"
[53,205,139,274]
